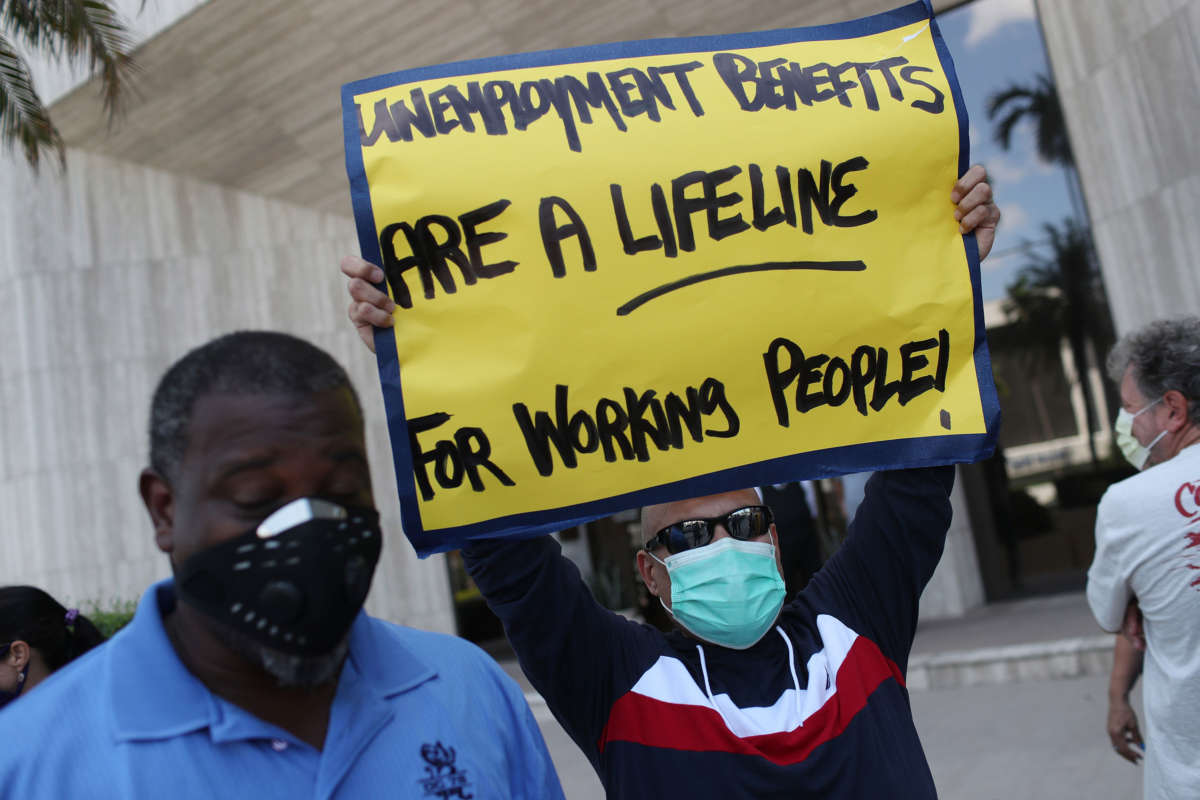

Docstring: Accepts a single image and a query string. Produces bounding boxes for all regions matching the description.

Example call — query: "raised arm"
[795,165,996,665]
[463,535,660,766]
[804,466,955,670]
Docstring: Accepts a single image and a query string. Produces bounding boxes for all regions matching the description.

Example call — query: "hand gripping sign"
[342,0,999,555]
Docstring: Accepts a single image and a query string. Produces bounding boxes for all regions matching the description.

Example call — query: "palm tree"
[1002,219,1114,465]
[987,74,1072,166]
[988,74,1091,228]
[988,75,1116,466]
[1,1,137,169]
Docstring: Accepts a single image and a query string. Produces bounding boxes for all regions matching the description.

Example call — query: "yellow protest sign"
[342,0,999,554]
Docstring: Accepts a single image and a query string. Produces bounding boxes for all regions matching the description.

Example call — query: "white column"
[919,465,986,620]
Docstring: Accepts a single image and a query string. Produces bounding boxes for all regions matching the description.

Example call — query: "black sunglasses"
[644,505,774,555]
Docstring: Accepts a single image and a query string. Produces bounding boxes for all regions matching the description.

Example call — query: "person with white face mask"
[1113,396,1167,471]
[1087,317,1200,800]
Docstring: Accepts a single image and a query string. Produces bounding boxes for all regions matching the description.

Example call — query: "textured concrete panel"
[1039,0,1200,333]
[0,149,455,633]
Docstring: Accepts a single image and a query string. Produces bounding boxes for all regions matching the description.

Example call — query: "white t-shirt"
[1088,443,1200,800]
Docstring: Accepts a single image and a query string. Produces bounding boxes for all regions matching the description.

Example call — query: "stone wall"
[1038,0,1200,333]
[0,149,455,633]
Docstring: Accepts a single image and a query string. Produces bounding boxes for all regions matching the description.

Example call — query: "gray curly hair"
[148,331,361,482]
[1106,317,1200,425]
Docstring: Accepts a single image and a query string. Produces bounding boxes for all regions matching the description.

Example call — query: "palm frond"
[985,86,1033,117]
[76,0,139,116]
[0,33,63,169]
[3,0,137,120]
[991,107,1024,151]
[985,74,1074,167]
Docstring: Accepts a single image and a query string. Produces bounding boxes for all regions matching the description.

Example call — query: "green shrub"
[84,599,137,639]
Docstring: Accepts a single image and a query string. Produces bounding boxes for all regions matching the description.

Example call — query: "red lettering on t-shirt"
[1186,531,1200,590]
[1175,481,1200,518]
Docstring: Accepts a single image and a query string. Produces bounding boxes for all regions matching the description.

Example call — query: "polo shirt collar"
[108,580,217,742]
[342,608,438,698]
[107,579,440,743]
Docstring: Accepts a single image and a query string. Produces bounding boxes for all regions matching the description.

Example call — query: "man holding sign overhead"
[342,163,997,798]
[342,3,1000,795]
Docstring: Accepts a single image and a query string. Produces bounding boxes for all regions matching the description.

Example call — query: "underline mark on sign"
[615,260,867,316]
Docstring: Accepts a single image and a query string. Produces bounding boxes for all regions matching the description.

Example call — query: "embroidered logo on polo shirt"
[418,741,474,799]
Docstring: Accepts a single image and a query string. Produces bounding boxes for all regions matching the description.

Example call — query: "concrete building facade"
[1038,1,1200,334]
[2,0,1195,632]
[0,148,455,632]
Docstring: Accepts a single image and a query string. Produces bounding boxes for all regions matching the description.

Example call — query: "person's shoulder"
[1095,473,1146,543]
[1099,472,1141,507]
[5,640,110,722]
[0,642,115,781]
[367,616,486,655]
[362,617,533,726]
[366,617,513,682]
[1100,453,1195,511]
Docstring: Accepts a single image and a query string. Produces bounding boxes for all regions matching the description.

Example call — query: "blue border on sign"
[341,0,999,557]
[927,1,1003,458]
[404,431,995,554]
[341,81,424,541]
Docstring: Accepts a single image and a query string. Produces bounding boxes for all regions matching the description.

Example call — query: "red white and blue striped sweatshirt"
[464,466,954,798]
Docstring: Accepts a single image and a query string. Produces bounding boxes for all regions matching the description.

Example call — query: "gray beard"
[206,614,350,688]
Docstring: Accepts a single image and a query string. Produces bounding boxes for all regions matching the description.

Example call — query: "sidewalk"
[909,590,1115,690]
[506,591,1139,798]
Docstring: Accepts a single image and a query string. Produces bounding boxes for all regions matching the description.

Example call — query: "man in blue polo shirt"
[0,331,564,800]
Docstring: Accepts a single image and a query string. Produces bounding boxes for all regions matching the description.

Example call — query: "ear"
[636,550,661,596]
[769,522,785,572]
[7,641,31,671]
[1162,390,1190,433]
[139,468,176,554]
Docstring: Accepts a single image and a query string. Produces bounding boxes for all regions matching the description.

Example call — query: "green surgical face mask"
[1114,397,1165,470]
[651,534,786,650]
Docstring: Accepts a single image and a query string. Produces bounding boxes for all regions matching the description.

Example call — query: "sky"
[935,0,1079,302]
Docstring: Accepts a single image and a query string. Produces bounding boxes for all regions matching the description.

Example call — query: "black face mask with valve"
[176,498,382,657]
